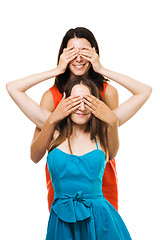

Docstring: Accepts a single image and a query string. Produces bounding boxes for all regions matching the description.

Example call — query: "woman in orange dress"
[6,27,152,214]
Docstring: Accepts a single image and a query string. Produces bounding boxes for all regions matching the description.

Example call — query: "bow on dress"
[51,191,92,223]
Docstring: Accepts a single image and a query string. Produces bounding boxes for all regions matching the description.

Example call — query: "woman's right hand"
[48,93,83,124]
[57,46,78,74]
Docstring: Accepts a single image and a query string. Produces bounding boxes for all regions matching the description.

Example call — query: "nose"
[76,53,83,62]
[79,101,85,111]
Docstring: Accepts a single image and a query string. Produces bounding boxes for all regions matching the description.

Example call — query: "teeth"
[74,64,84,68]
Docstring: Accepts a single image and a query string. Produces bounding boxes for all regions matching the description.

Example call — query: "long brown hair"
[55,27,107,93]
[48,76,108,156]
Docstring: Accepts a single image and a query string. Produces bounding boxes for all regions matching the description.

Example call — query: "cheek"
[86,62,91,70]
[87,113,92,121]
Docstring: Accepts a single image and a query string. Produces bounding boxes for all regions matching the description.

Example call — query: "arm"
[79,47,152,126]
[103,84,119,159]
[31,84,119,162]
[31,117,56,163]
[6,68,60,129]
[99,68,152,126]
[30,94,83,163]
[30,90,54,163]
[6,46,78,129]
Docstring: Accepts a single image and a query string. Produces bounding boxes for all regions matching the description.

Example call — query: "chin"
[71,115,91,125]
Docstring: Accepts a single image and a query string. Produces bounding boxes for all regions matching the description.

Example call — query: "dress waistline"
[51,191,104,223]
[54,191,103,200]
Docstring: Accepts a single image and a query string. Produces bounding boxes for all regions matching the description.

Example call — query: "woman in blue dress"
[45,76,130,239]
[6,36,152,239]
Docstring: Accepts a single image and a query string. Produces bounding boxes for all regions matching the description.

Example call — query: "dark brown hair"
[55,27,107,93]
[49,76,108,155]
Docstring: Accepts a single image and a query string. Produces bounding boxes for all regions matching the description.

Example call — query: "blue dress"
[46,138,132,240]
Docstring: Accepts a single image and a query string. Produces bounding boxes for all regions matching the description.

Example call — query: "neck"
[70,71,89,79]
[72,123,88,137]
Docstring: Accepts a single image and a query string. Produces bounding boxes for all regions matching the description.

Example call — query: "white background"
[1,0,160,239]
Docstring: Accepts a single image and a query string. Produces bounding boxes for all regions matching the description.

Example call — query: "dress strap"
[95,137,99,149]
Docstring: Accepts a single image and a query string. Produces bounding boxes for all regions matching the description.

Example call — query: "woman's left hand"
[83,95,118,126]
[79,47,103,73]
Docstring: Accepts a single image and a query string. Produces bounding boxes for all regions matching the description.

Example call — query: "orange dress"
[45,82,118,211]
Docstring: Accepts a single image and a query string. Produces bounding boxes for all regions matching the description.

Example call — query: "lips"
[75,112,89,116]
[73,63,86,69]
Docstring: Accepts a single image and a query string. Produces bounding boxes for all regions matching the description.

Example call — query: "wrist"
[97,66,106,75]
[47,111,61,126]
[47,115,56,126]
[107,114,119,128]
[52,67,63,77]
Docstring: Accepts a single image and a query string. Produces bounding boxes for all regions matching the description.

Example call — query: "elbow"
[30,148,41,164]
[145,85,152,99]
[6,82,13,94]
[148,86,152,97]
[30,154,39,164]
[143,85,152,100]
[6,82,17,97]
[30,146,46,164]
[109,151,118,161]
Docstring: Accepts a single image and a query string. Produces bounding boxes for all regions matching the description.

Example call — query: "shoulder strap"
[100,82,108,99]
[95,137,99,149]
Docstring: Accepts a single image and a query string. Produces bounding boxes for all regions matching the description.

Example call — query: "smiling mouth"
[75,112,89,116]
[73,63,87,69]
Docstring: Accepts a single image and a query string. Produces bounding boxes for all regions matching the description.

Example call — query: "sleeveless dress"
[46,82,118,212]
[46,139,132,240]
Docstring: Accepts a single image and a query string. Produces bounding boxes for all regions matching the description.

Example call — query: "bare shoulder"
[40,89,54,112]
[104,83,119,109]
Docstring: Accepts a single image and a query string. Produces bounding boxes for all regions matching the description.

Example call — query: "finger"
[66,50,78,60]
[83,46,96,52]
[84,94,98,103]
[81,46,92,50]
[83,98,97,110]
[65,48,77,56]
[65,45,74,51]
[79,54,91,61]
[79,49,91,58]
[65,97,83,109]
[67,99,83,110]
[79,52,94,61]
[79,47,97,58]
[66,95,82,102]
[79,49,90,54]
[84,103,95,114]
[68,53,79,62]
[68,103,81,114]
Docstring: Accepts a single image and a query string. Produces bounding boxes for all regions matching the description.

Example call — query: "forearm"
[100,67,151,95]
[103,112,119,160]
[9,92,50,129]
[107,124,119,160]
[6,68,60,128]
[30,117,56,163]
[6,68,60,92]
